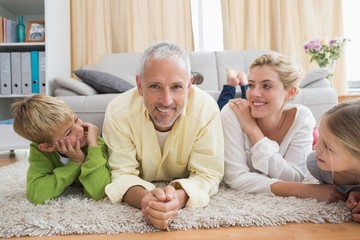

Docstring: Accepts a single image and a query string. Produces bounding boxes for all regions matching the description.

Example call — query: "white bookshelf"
[0,0,70,151]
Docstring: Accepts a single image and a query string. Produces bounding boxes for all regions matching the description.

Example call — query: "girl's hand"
[346,191,360,210]
[346,191,360,222]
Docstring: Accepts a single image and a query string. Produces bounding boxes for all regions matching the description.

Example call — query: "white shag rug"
[0,160,352,238]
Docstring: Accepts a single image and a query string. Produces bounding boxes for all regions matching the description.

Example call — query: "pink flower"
[304,37,350,68]
[303,39,322,51]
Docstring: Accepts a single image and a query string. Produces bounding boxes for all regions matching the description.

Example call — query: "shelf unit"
[0,0,70,151]
[0,42,45,52]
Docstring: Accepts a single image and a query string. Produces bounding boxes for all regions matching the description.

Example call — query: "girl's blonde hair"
[11,94,75,144]
[249,54,304,92]
[323,99,360,168]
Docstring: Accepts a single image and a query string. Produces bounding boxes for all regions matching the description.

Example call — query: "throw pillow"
[299,68,330,88]
[54,87,79,97]
[54,77,98,96]
[73,69,134,94]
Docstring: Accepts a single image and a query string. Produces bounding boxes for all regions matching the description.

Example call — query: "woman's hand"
[229,99,263,144]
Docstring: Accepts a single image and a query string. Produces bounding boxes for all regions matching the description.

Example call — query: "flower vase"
[319,60,336,87]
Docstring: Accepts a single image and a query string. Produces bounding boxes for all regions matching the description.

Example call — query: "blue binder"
[31,51,39,93]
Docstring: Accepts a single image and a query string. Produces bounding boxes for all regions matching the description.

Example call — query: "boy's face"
[49,116,87,150]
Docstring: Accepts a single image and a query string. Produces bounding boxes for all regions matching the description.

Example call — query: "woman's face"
[246,65,290,119]
[313,117,356,172]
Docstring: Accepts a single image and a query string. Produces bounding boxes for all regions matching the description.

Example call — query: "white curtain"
[70,0,193,72]
[221,0,347,95]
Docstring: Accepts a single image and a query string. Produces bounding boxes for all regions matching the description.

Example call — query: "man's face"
[136,58,192,132]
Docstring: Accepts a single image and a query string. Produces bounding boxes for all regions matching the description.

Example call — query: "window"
[191,0,357,93]
[191,0,223,51]
[343,0,360,91]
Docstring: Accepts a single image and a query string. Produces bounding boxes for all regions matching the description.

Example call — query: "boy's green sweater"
[26,137,110,204]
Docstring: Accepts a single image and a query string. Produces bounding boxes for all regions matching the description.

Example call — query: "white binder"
[0,52,11,95]
[11,52,22,94]
[21,52,32,95]
[39,51,46,93]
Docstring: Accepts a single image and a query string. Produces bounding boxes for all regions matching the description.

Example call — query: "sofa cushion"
[189,52,218,90]
[54,77,98,96]
[73,69,134,94]
[299,68,330,88]
[215,50,276,87]
[94,53,141,86]
[54,88,80,96]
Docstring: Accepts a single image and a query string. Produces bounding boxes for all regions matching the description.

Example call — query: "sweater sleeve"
[170,110,224,208]
[26,143,81,204]
[306,151,327,184]
[103,107,157,204]
[221,105,277,195]
[79,137,111,200]
[249,106,316,182]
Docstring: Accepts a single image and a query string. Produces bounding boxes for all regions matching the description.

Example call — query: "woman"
[221,53,324,198]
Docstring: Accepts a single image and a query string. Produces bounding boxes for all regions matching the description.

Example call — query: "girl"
[308,99,360,221]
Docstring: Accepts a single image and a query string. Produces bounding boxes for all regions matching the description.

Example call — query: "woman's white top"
[221,103,316,195]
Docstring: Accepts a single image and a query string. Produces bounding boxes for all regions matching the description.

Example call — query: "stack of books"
[0,16,17,43]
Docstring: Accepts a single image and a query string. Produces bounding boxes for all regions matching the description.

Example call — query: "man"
[103,41,224,229]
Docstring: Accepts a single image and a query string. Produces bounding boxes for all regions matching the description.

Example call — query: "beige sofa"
[55,50,338,130]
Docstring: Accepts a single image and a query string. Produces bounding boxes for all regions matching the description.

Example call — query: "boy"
[11,94,110,204]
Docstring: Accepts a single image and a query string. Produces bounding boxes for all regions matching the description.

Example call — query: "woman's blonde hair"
[11,94,75,144]
[249,53,304,91]
[323,99,360,168]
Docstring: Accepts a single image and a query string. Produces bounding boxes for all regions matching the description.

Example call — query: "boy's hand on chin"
[82,122,99,147]
[55,139,85,165]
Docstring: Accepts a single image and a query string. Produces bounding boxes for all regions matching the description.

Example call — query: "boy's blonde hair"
[323,99,360,169]
[11,94,75,144]
[249,53,304,92]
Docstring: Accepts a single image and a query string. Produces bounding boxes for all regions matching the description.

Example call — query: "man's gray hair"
[138,41,191,78]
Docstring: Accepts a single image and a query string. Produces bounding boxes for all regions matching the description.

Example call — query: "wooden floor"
[1,149,360,240]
